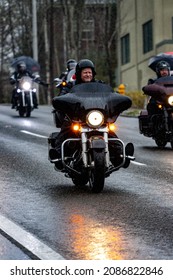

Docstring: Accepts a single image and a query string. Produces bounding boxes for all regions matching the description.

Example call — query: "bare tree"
[60,0,85,60]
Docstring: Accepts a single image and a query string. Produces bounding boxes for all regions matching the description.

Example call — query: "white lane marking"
[21,130,48,139]
[131,161,147,166]
[0,214,65,260]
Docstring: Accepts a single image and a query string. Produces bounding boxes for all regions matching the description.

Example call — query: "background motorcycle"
[48,82,135,193]
[139,76,173,148]
[14,76,37,117]
[54,69,76,95]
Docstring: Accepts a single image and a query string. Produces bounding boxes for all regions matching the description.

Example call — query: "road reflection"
[69,214,128,260]
[18,118,32,128]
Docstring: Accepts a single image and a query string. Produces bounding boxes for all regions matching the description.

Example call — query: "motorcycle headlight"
[86,110,104,128]
[168,96,173,106]
[22,81,31,90]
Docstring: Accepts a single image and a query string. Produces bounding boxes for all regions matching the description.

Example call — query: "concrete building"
[116,0,173,91]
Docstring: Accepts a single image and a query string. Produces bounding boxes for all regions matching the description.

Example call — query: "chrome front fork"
[21,90,33,107]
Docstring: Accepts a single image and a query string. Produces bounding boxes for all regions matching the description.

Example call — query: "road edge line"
[0,214,65,260]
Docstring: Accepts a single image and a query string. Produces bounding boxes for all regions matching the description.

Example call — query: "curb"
[121,109,141,118]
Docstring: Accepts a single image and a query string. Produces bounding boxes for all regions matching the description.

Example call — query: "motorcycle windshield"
[143,76,173,102]
[155,76,173,87]
[52,82,132,119]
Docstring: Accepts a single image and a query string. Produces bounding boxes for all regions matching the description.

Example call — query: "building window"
[143,20,153,53]
[121,34,130,65]
[82,19,94,41]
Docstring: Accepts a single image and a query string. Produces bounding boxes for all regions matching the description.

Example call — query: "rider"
[10,61,47,109]
[146,60,171,115]
[49,59,134,168]
[59,58,98,96]
[148,60,170,85]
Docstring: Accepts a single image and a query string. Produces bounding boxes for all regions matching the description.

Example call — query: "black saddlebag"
[48,132,59,148]
[138,110,153,137]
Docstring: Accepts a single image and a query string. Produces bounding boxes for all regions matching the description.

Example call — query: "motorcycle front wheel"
[170,127,173,149]
[170,140,173,149]
[26,106,32,117]
[19,107,25,117]
[155,138,167,148]
[89,150,105,193]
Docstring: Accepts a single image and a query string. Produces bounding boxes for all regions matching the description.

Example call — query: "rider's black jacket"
[147,78,157,85]
[10,70,35,85]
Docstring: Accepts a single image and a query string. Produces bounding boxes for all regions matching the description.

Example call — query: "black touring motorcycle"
[48,82,135,193]
[139,76,173,148]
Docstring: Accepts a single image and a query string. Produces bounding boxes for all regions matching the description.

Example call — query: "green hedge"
[124,91,146,109]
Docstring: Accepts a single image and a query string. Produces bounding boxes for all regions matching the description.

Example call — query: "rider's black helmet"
[17,61,26,72]
[66,59,77,71]
[75,59,96,82]
[156,60,170,77]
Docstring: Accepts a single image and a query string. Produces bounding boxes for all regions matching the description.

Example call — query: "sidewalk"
[121,108,141,117]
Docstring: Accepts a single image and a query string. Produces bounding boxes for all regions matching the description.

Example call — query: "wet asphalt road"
[0,104,173,260]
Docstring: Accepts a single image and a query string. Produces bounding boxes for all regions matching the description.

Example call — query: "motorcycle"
[54,69,76,96]
[139,76,173,148]
[48,82,135,193]
[13,76,38,117]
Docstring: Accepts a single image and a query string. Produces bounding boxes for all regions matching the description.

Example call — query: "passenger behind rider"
[10,61,48,109]
[147,60,171,115]
[59,59,77,81]
[54,59,77,96]
[49,59,134,168]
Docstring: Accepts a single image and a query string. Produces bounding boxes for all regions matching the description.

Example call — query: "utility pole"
[49,0,55,100]
[32,0,39,102]
[32,0,38,62]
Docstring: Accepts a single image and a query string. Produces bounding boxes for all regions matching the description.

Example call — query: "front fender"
[88,136,106,149]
